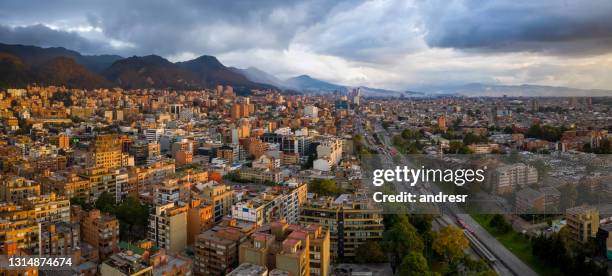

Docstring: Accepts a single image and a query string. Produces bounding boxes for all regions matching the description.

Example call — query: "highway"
[356,116,536,276]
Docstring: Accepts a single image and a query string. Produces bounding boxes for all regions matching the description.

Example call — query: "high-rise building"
[148,202,188,254]
[566,205,600,243]
[58,133,70,149]
[91,134,124,169]
[299,193,384,261]
[231,104,242,120]
[437,114,447,130]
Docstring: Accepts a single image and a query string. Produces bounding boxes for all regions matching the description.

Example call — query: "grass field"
[470,214,561,276]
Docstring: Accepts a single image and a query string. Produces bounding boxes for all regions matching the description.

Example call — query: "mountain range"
[411,83,612,97]
[1,42,610,97]
[0,43,272,91]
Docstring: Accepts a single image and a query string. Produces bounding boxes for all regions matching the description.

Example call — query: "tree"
[463,133,488,145]
[308,179,340,196]
[355,241,387,263]
[114,196,150,241]
[409,214,433,234]
[95,191,116,213]
[398,252,429,275]
[488,214,511,234]
[432,226,469,262]
[383,218,424,268]
[70,196,92,210]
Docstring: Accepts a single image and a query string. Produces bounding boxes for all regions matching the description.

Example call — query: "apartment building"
[515,187,561,213]
[22,193,70,225]
[199,183,234,222]
[194,226,247,275]
[41,172,91,202]
[492,163,538,194]
[239,167,282,183]
[0,176,41,203]
[40,221,80,256]
[101,243,192,276]
[0,203,40,255]
[231,184,307,226]
[227,263,268,276]
[91,134,124,169]
[299,193,384,261]
[239,221,330,276]
[148,202,188,254]
[313,138,343,172]
[187,199,214,245]
[80,167,119,203]
[74,206,120,260]
[566,205,600,243]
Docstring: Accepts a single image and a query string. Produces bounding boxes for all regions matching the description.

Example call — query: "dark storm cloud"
[2,0,612,59]
[0,0,342,58]
[421,0,612,55]
[0,24,111,54]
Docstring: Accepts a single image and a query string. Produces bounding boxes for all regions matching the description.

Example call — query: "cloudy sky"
[1,0,612,90]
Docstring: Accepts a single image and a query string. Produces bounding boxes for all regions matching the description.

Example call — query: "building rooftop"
[227,262,268,276]
[103,252,151,275]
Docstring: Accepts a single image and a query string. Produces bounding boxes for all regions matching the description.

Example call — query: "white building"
[144,128,164,143]
[314,138,343,171]
[304,105,319,118]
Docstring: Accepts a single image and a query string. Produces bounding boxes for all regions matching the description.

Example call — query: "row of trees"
[355,213,493,275]
[526,124,567,142]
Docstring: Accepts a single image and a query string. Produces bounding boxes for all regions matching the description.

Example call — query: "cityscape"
[1,1,612,276]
